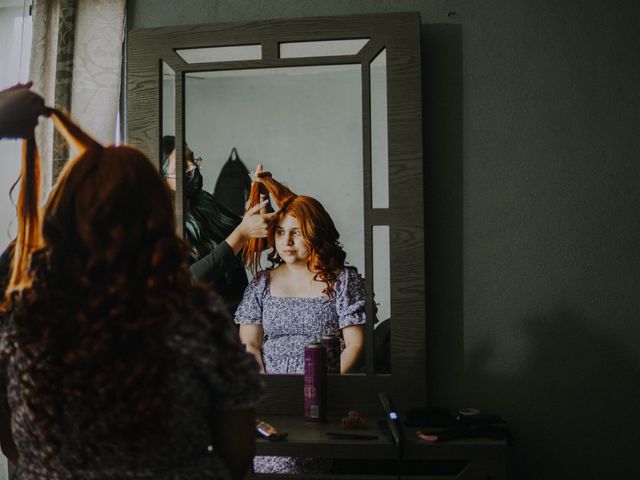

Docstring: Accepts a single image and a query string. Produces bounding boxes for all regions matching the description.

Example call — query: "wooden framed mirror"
[127,12,424,415]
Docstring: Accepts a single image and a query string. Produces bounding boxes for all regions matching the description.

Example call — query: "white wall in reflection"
[166,65,366,274]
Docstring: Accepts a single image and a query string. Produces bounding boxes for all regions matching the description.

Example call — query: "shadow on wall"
[466,310,640,479]
[421,24,464,408]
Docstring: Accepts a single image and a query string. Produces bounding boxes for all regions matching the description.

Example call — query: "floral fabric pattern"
[234,267,366,375]
[234,266,366,474]
[0,293,263,480]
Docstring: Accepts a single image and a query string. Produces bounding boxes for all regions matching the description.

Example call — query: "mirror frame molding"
[127,12,424,415]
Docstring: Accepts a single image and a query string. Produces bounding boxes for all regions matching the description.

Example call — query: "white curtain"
[70,0,126,145]
[30,0,126,188]
[29,0,58,191]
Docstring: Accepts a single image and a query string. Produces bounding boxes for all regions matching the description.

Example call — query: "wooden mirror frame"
[127,12,424,415]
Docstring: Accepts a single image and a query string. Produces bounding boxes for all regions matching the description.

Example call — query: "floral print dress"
[234,266,366,474]
[0,293,263,480]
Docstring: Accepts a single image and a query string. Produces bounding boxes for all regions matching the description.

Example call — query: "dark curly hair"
[243,175,346,296]
[2,112,239,457]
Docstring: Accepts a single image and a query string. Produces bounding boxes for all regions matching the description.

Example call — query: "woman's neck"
[280,261,313,277]
[271,262,324,297]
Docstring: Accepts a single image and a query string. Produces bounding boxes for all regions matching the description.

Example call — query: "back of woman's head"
[2,111,204,455]
[43,145,183,286]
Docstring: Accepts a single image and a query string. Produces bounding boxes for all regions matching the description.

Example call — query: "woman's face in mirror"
[275,215,310,266]
[165,145,198,191]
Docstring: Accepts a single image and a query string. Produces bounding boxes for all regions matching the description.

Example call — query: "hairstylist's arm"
[190,198,275,283]
[340,324,365,374]
[239,324,265,373]
[0,82,49,139]
[211,408,256,480]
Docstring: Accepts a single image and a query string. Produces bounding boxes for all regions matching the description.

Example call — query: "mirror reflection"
[370,49,389,209]
[176,44,261,63]
[372,225,390,373]
[279,38,369,58]
[161,62,175,189]
[235,174,367,375]
[159,134,251,314]
[182,64,365,276]
[161,64,392,374]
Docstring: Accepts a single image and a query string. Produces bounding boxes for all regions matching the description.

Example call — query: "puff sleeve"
[234,271,269,326]
[335,267,367,329]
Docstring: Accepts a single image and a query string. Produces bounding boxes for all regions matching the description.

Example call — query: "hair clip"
[341,410,367,429]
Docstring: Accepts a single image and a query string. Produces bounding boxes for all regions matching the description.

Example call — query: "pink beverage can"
[304,340,327,423]
[321,333,340,374]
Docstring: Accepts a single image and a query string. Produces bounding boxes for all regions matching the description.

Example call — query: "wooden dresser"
[248,415,507,479]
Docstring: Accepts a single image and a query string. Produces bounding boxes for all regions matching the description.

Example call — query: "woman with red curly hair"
[0,109,262,480]
[235,174,365,475]
[235,173,366,376]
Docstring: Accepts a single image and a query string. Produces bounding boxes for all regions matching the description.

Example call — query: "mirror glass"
[182,65,365,273]
[162,61,175,162]
[279,38,369,58]
[176,45,262,63]
[370,49,388,209]
[372,225,390,373]
[160,64,394,375]
[161,62,178,201]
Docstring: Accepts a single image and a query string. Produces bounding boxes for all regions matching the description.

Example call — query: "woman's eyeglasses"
[164,155,202,179]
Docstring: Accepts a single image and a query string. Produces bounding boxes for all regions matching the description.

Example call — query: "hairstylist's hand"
[225,201,278,255]
[238,200,277,239]
[246,164,274,213]
[252,163,264,180]
[0,82,50,139]
[249,163,272,184]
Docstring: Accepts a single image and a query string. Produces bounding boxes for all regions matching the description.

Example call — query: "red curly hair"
[1,110,239,456]
[242,174,346,296]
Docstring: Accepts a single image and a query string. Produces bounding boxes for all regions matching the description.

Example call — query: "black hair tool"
[378,392,404,457]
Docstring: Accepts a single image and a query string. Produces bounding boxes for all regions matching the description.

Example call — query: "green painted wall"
[128,1,640,478]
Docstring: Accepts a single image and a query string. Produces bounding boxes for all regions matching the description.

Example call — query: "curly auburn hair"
[2,111,238,455]
[242,174,346,296]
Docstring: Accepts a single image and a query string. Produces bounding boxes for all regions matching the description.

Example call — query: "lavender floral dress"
[234,267,366,374]
[234,266,366,474]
